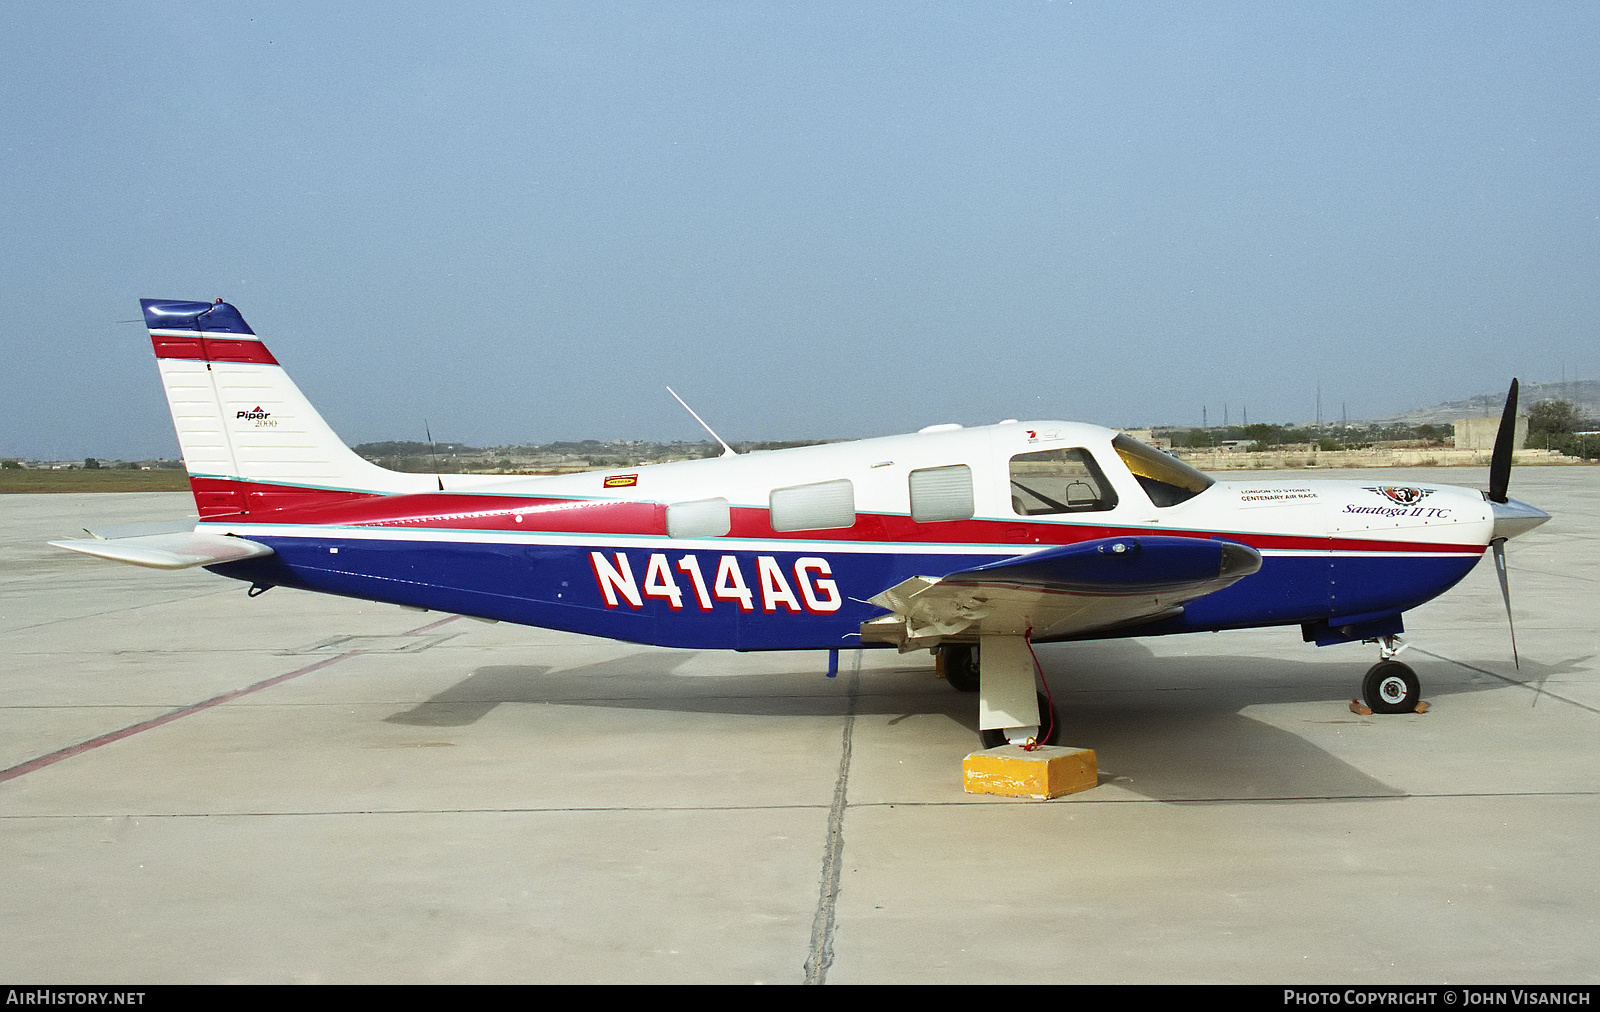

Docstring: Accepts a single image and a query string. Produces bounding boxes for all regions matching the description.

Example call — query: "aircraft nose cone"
[1491,497,1551,541]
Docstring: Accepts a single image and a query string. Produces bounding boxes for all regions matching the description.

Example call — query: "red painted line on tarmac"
[0,652,359,784]
[0,614,464,784]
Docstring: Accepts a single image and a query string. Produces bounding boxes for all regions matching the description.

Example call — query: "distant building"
[1121,428,1171,450]
[1454,415,1528,451]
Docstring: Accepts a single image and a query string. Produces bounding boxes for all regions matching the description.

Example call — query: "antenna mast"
[666,387,738,457]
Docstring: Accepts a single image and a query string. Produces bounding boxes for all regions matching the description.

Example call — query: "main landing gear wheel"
[1362,660,1421,714]
[979,691,1060,749]
[940,644,980,693]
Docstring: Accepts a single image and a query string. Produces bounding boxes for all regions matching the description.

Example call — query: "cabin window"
[667,498,731,538]
[908,465,974,522]
[1112,434,1213,507]
[1009,448,1118,515]
[770,479,855,532]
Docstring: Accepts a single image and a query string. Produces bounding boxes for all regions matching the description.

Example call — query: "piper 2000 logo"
[236,406,276,428]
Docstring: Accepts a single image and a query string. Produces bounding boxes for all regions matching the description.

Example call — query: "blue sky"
[3,2,1597,459]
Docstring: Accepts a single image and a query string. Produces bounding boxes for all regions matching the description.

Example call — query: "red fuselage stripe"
[189,476,382,519]
[189,478,1485,556]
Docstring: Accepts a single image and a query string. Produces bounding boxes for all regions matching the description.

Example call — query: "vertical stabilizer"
[142,299,435,517]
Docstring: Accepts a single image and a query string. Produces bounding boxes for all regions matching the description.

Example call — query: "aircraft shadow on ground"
[379,638,1563,801]
[382,637,1543,729]
[1049,702,1407,802]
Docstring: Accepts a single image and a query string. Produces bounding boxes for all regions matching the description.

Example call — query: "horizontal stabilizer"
[50,531,275,570]
[79,520,198,540]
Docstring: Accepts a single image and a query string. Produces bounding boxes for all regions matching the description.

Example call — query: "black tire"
[979,691,1060,749]
[941,644,980,693]
[1362,661,1421,714]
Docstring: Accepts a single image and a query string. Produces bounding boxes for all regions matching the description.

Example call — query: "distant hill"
[1368,379,1600,427]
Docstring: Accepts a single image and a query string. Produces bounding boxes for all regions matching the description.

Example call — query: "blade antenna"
[666,386,737,457]
[425,419,443,491]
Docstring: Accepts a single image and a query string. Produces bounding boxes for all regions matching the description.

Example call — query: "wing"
[50,530,275,570]
[860,535,1261,650]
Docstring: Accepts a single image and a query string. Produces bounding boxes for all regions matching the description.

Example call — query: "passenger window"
[1009,448,1118,515]
[770,479,855,532]
[667,498,731,538]
[908,465,974,522]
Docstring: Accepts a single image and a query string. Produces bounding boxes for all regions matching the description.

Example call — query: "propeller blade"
[1488,378,1519,504]
[1491,538,1519,670]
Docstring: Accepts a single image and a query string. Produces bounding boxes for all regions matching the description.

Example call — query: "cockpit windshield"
[1112,434,1214,507]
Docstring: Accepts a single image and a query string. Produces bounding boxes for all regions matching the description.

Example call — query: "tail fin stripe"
[151,335,279,365]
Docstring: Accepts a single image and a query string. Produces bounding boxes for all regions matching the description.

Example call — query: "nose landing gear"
[938,641,1062,748]
[1358,635,1425,714]
[1363,660,1421,714]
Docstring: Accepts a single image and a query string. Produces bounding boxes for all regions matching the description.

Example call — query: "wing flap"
[50,531,275,570]
[862,535,1260,649]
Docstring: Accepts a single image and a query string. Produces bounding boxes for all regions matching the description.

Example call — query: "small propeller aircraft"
[53,299,1551,748]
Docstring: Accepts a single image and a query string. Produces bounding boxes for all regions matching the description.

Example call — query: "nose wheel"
[1362,660,1421,714]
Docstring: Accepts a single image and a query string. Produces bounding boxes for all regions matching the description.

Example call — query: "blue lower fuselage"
[210,534,1484,651]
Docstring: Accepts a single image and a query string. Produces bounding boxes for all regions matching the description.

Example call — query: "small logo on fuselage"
[603,474,638,488]
[1364,485,1434,506]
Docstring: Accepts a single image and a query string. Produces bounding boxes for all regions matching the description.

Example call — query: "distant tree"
[1,460,21,469]
[352,440,479,457]
[1536,431,1599,460]
[1529,399,1579,436]
[83,457,100,470]
[1523,399,1600,456]
[1242,423,1286,446]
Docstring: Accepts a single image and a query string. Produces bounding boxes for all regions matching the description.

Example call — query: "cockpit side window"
[1112,434,1214,507]
[1009,448,1118,515]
